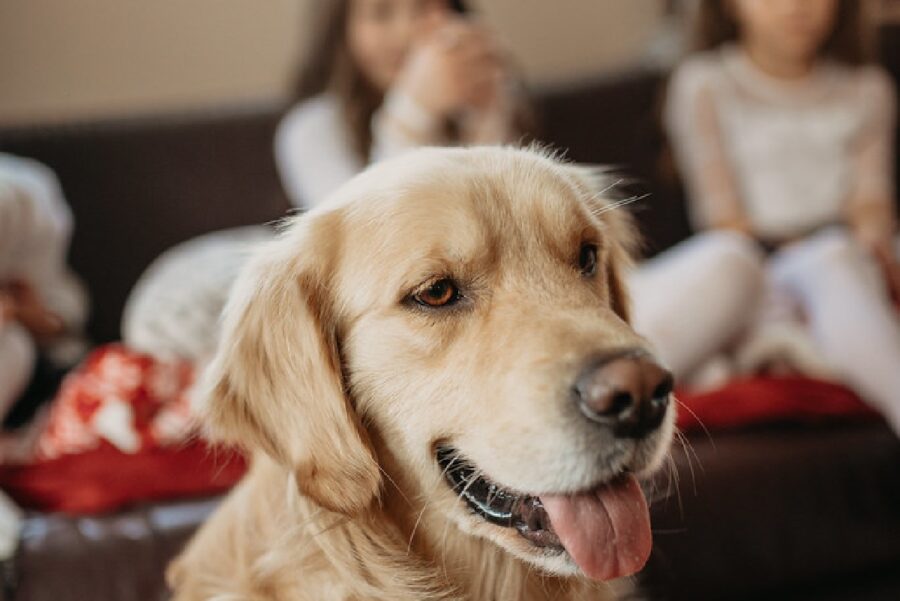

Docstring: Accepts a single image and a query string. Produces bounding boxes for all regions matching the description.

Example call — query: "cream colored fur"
[168,147,674,601]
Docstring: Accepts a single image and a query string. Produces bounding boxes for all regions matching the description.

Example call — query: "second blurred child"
[276,0,525,208]
[666,0,900,432]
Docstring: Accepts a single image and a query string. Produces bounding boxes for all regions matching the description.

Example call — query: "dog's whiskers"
[378,463,413,508]
[456,466,485,506]
[592,177,625,198]
[677,427,703,471]
[405,497,431,556]
[665,449,684,517]
[405,454,463,555]
[593,192,650,216]
[672,425,703,496]
[436,511,456,587]
[432,464,487,579]
[675,395,715,448]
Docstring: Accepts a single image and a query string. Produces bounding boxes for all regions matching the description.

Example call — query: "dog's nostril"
[574,351,673,437]
[608,391,635,417]
[575,356,643,418]
[574,382,637,424]
[651,375,674,404]
[644,376,673,424]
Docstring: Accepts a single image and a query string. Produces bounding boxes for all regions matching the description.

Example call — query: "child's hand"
[872,240,900,311]
[0,290,14,327]
[397,16,505,118]
[714,216,756,239]
[2,279,65,341]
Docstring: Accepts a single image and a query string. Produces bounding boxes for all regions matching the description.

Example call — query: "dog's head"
[204,147,675,582]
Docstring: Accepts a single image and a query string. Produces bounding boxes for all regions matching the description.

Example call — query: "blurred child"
[0,154,87,425]
[665,0,900,431]
[275,0,526,208]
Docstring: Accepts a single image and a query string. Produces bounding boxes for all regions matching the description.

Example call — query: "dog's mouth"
[436,446,563,550]
[436,445,652,581]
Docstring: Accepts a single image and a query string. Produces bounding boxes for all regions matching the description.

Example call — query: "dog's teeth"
[487,484,498,502]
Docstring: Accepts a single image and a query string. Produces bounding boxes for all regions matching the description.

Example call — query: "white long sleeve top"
[664,44,896,240]
[275,88,515,209]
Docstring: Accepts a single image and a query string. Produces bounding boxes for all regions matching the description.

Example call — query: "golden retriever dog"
[168,146,675,601]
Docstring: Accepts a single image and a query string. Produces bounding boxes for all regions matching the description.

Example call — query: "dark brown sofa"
[1,66,899,601]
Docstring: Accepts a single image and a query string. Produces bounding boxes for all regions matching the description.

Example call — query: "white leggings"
[768,228,900,432]
[628,230,765,379]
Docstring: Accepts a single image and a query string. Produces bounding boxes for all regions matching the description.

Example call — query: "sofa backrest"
[1,62,897,344]
[535,69,693,255]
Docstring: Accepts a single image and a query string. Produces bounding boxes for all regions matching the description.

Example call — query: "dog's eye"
[578,243,598,277]
[414,278,460,308]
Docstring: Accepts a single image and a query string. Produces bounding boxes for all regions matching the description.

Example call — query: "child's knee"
[771,227,886,301]
[802,229,859,264]
[697,230,766,289]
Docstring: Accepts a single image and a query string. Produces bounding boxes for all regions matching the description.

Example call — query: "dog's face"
[205,147,675,583]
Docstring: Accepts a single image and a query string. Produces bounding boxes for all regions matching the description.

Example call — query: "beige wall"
[0,0,663,126]
[478,1,664,83]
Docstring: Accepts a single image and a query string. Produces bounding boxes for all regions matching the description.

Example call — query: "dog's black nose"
[573,350,673,438]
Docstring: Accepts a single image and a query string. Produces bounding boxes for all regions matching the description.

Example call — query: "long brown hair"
[691,0,874,65]
[292,0,468,161]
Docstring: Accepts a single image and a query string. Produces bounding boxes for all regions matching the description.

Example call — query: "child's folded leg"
[628,230,765,381]
[771,228,900,433]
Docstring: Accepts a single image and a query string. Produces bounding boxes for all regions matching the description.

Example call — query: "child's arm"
[0,289,13,327]
[370,86,447,160]
[274,99,366,209]
[457,62,531,148]
[845,69,898,304]
[665,64,753,236]
[846,70,896,249]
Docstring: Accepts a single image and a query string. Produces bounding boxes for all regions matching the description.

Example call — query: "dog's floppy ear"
[564,164,640,323]
[201,213,380,516]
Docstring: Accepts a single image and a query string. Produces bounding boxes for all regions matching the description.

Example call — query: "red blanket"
[0,439,246,513]
[0,344,247,514]
[675,375,879,432]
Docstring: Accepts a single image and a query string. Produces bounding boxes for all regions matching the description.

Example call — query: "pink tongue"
[540,474,652,581]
